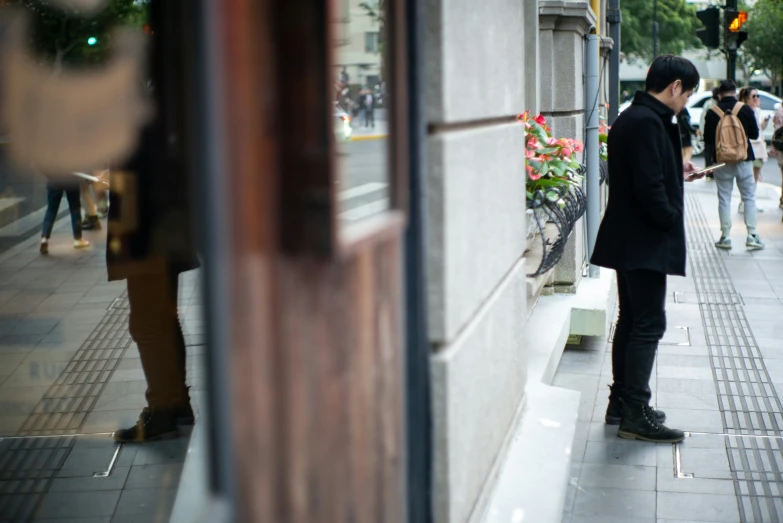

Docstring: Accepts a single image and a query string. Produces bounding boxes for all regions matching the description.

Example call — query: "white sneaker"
[73,239,90,249]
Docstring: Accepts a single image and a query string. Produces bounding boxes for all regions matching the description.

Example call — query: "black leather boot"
[605,385,666,425]
[618,403,684,443]
[113,407,179,442]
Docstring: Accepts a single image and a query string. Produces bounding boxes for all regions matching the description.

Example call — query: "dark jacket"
[703,96,759,161]
[678,108,692,148]
[590,90,686,276]
[106,1,199,281]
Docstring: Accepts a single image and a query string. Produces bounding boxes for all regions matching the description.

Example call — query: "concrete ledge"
[477,268,615,523]
[480,383,579,523]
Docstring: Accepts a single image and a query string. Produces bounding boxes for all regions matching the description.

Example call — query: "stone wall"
[425,0,530,521]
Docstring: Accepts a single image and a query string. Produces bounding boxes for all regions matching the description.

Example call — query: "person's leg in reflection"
[40,182,63,255]
[113,269,192,443]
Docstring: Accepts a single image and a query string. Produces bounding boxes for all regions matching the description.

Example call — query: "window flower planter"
[521,112,587,277]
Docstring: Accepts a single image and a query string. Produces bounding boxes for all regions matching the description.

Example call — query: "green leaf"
[546,190,560,202]
[537,147,559,155]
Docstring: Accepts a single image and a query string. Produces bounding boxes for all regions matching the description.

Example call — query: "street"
[337,134,390,222]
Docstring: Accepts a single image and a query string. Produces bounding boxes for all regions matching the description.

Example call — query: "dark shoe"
[175,403,195,426]
[39,241,48,256]
[113,407,179,443]
[605,395,666,425]
[618,404,684,443]
[82,215,102,230]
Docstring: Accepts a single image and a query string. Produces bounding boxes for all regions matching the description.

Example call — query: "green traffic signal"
[87,37,98,46]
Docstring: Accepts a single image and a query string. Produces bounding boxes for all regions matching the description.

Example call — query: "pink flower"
[527,165,542,181]
[547,137,558,146]
[525,149,536,159]
[562,148,573,157]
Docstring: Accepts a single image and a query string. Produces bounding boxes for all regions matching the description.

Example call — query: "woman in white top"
[739,87,771,182]
[771,103,783,209]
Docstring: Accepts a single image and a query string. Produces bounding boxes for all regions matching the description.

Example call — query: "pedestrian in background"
[738,86,770,214]
[40,175,90,255]
[591,55,708,444]
[80,179,102,230]
[701,87,720,177]
[678,107,693,162]
[703,80,763,251]
[771,103,783,210]
[364,90,375,128]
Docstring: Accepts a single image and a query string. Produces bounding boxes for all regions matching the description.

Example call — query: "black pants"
[612,270,667,407]
[41,182,82,239]
[365,107,374,128]
[127,270,189,409]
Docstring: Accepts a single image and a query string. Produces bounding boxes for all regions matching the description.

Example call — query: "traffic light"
[724,9,749,51]
[696,7,720,49]
[87,36,98,46]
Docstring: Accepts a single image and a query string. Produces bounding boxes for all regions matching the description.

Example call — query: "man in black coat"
[591,56,708,443]
[111,0,199,443]
[702,80,762,251]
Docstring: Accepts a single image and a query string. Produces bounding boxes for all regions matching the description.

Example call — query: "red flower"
[527,165,542,181]
[535,114,546,126]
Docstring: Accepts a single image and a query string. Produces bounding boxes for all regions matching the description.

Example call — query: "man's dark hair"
[645,55,700,94]
[718,80,737,95]
[712,87,720,101]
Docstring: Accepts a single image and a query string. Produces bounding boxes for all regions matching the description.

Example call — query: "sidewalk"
[0,215,204,522]
[558,178,783,523]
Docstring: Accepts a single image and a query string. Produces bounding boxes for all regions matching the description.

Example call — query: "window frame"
[276,0,408,258]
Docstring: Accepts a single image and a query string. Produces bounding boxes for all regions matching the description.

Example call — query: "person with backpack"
[703,80,763,251]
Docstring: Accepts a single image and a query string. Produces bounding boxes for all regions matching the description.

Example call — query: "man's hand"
[684,161,698,175]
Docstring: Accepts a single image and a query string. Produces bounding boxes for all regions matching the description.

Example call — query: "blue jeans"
[41,182,82,239]
[715,161,756,236]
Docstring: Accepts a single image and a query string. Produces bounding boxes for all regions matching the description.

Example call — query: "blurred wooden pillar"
[213,0,407,521]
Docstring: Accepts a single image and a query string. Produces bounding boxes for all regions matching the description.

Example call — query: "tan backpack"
[712,103,748,163]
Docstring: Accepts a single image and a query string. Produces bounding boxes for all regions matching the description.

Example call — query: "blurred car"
[334,102,352,142]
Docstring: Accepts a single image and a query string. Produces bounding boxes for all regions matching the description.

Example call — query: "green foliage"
[741,0,783,87]
[620,0,701,63]
[7,0,148,67]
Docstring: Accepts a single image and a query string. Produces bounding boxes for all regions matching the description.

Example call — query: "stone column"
[538,1,597,291]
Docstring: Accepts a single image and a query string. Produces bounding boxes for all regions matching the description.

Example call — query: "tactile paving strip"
[16,293,133,436]
[685,194,783,522]
[0,436,75,522]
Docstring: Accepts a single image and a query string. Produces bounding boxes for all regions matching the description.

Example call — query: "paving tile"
[57,442,124,478]
[124,463,183,489]
[572,516,654,523]
[656,466,736,495]
[657,491,740,522]
[573,487,656,519]
[555,349,606,375]
[34,490,121,519]
[113,486,177,517]
[656,391,720,411]
[49,466,131,492]
[33,518,111,523]
[657,365,714,381]
[663,407,724,433]
[583,440,657,467]
[578,462,656,491]
[131,438,190,466]
[93,381,147,412]
[657,378,717,395]
[657,445,732,480]
[0,352,27,375]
